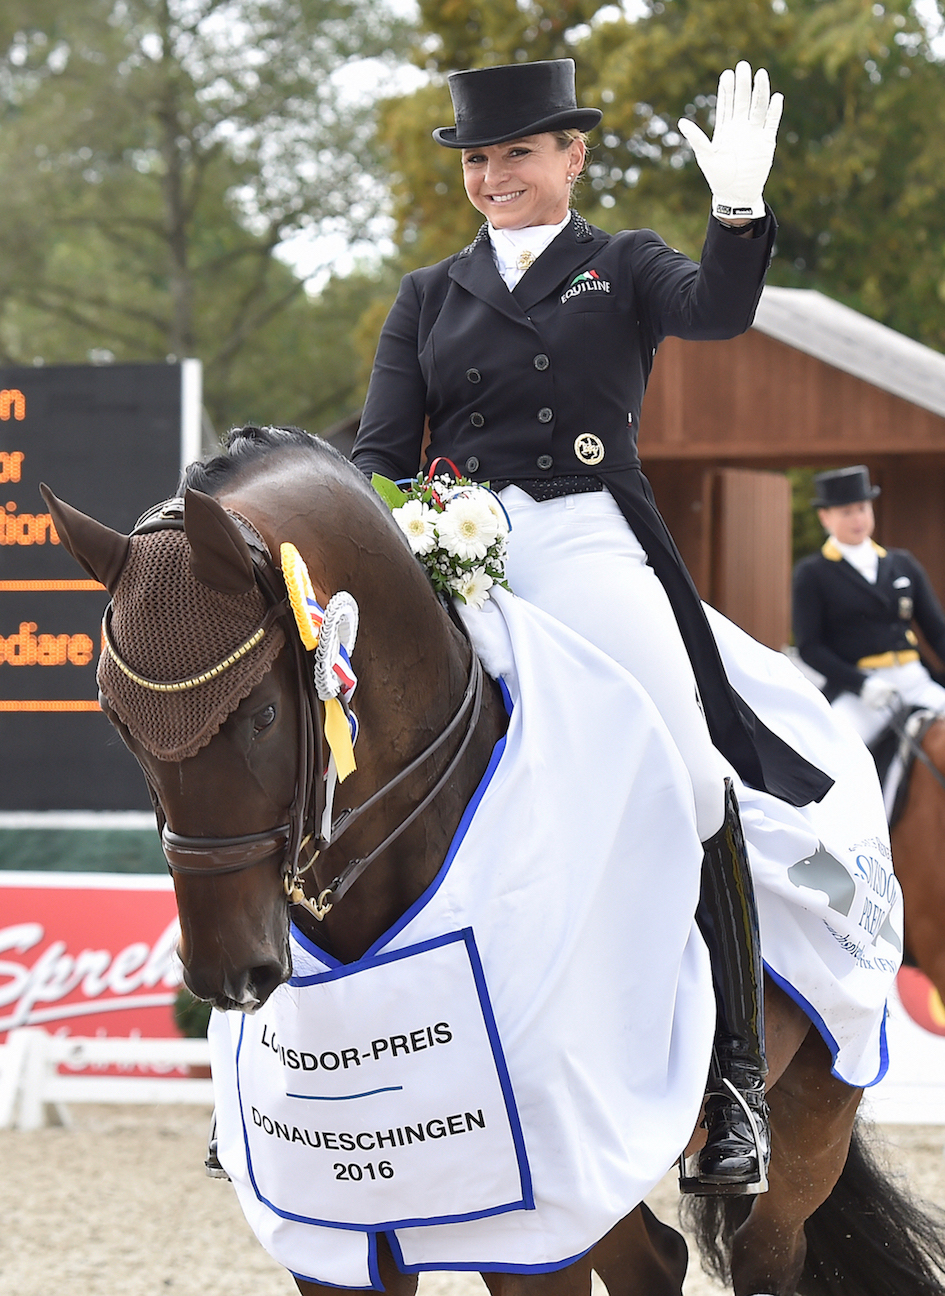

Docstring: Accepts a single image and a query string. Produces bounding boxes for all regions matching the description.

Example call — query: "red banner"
[0,872,185,1072]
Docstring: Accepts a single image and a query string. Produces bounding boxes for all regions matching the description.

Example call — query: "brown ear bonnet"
[50,488,289,762]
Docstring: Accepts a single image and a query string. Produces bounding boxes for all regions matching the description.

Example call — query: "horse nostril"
[250,960,288,1007]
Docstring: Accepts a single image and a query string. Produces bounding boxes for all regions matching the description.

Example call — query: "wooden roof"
[641,287,945,462]
[753,287,945,421]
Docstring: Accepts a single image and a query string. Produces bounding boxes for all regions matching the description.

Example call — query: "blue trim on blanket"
[763,961,890,1087]
[384,1230,594,1276]
[289,1234,384,1290]
[237,927,533,1231]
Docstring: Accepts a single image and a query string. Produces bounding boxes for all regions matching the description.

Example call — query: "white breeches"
[499,485,726,838]
[830,659,945,746]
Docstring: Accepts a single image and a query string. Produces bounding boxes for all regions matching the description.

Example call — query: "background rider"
[793,463,945,746]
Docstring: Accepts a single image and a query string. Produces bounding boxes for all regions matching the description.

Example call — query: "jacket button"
[533,353,550,371]
[536,455,553,470]
[466,368,481,383]
[465,456,480,473]
[470,412,484,428]
[537,407,553,423]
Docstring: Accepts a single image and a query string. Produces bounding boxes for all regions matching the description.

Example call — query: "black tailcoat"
[354,211,831,807]
[793,540,945,699]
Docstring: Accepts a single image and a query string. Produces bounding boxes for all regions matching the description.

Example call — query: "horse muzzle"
[163,825,294,1011]
[184,963,287,1015]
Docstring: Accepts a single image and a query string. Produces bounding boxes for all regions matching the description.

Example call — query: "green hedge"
[0,829,166,873]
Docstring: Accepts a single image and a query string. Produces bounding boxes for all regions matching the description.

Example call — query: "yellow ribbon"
[280,541,357,780]
[324,697,357,782]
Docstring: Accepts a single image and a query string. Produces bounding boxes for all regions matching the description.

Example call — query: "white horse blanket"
[210,588,715,1286]
[706,606,901,1087]
[209,590,901,1286]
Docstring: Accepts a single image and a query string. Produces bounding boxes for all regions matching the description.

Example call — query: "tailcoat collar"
[821,537,887,562]
[821,537,895,608]
[449,212,607,319]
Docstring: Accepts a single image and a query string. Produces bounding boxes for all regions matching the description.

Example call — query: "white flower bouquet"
[372,467,511,609]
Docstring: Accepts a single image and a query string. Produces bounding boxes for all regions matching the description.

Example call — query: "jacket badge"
[574,434,605,465]
[560,270,611,304]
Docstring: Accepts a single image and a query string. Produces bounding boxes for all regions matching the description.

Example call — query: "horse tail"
[798,1122,945,1295]
[680,1188,749,1288]
[683,1121,945,1295]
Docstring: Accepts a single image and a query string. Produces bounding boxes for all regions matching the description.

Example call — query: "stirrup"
[677,1077,769,1197]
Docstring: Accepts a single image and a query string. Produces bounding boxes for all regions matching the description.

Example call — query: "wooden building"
[642,286,945,648]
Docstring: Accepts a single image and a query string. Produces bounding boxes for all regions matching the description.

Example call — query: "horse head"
[42,428,504,1012]
[43,481,303,1010]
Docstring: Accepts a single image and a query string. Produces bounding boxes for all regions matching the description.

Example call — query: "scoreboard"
[0,361,202,811]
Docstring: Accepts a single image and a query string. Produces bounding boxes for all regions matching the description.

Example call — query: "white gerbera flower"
[452,568,494,609]
[392,499,436,555]
[482,492,510,536]
[436,495,500,561]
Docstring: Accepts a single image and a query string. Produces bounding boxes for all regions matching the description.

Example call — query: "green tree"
[376,0,945,352]
[578,0,945,348]
[0,0,409,430]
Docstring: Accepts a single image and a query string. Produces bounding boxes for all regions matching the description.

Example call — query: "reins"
[122,495,486,922]
[287,647,484,920]
[887,708,945,797]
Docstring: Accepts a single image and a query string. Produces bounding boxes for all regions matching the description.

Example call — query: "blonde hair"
[551,129,589,184]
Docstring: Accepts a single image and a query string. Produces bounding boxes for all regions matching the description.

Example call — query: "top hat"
[811,465,881,508]
[433,59,602,149]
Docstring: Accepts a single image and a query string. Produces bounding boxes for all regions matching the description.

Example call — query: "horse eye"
[254,704,276,733]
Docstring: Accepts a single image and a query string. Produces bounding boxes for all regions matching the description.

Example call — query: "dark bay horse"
[890,716,945,1006]
[43,427,945,1296]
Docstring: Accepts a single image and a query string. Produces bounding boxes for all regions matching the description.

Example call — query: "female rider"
[353,57,831,1193]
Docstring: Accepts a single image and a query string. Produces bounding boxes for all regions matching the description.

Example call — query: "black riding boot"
[690,778,770,1194]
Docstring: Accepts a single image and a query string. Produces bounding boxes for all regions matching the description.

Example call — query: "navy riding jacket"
[354,210,832,807]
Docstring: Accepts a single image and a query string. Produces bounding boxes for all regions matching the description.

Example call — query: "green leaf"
[371,473,409,510]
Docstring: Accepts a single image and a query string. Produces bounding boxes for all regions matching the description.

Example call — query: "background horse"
[889,717,945,1008]
[44,426,945,1296]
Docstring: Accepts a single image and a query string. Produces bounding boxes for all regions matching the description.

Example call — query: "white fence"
[3,992,944,1132]
[0,1028,213,1130]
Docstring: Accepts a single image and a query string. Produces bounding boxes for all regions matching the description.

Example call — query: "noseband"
[119,496,485,921]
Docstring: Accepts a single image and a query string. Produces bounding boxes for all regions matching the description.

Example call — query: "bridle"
[887,708,945,798]
[110,496,484,921]
[288,646,482,919]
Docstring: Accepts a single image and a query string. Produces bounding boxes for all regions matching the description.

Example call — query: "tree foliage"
[579,0,945,349]
[0,0,408,429]
[377,0,945,351]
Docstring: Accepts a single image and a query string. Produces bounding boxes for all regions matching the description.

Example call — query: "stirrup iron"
[677,1077,768,1197]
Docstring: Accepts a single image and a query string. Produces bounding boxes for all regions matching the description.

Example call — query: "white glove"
[677,61,783,221]
[860,674,899,711]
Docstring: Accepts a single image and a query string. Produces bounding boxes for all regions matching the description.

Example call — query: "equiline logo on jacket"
[560,270,612,304]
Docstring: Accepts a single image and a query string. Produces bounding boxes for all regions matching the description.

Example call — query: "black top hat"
[811,465,881,508]
[433,59,602,149]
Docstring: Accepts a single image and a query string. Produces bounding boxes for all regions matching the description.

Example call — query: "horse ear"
[40,484,131,593]
[183,489,256,594]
